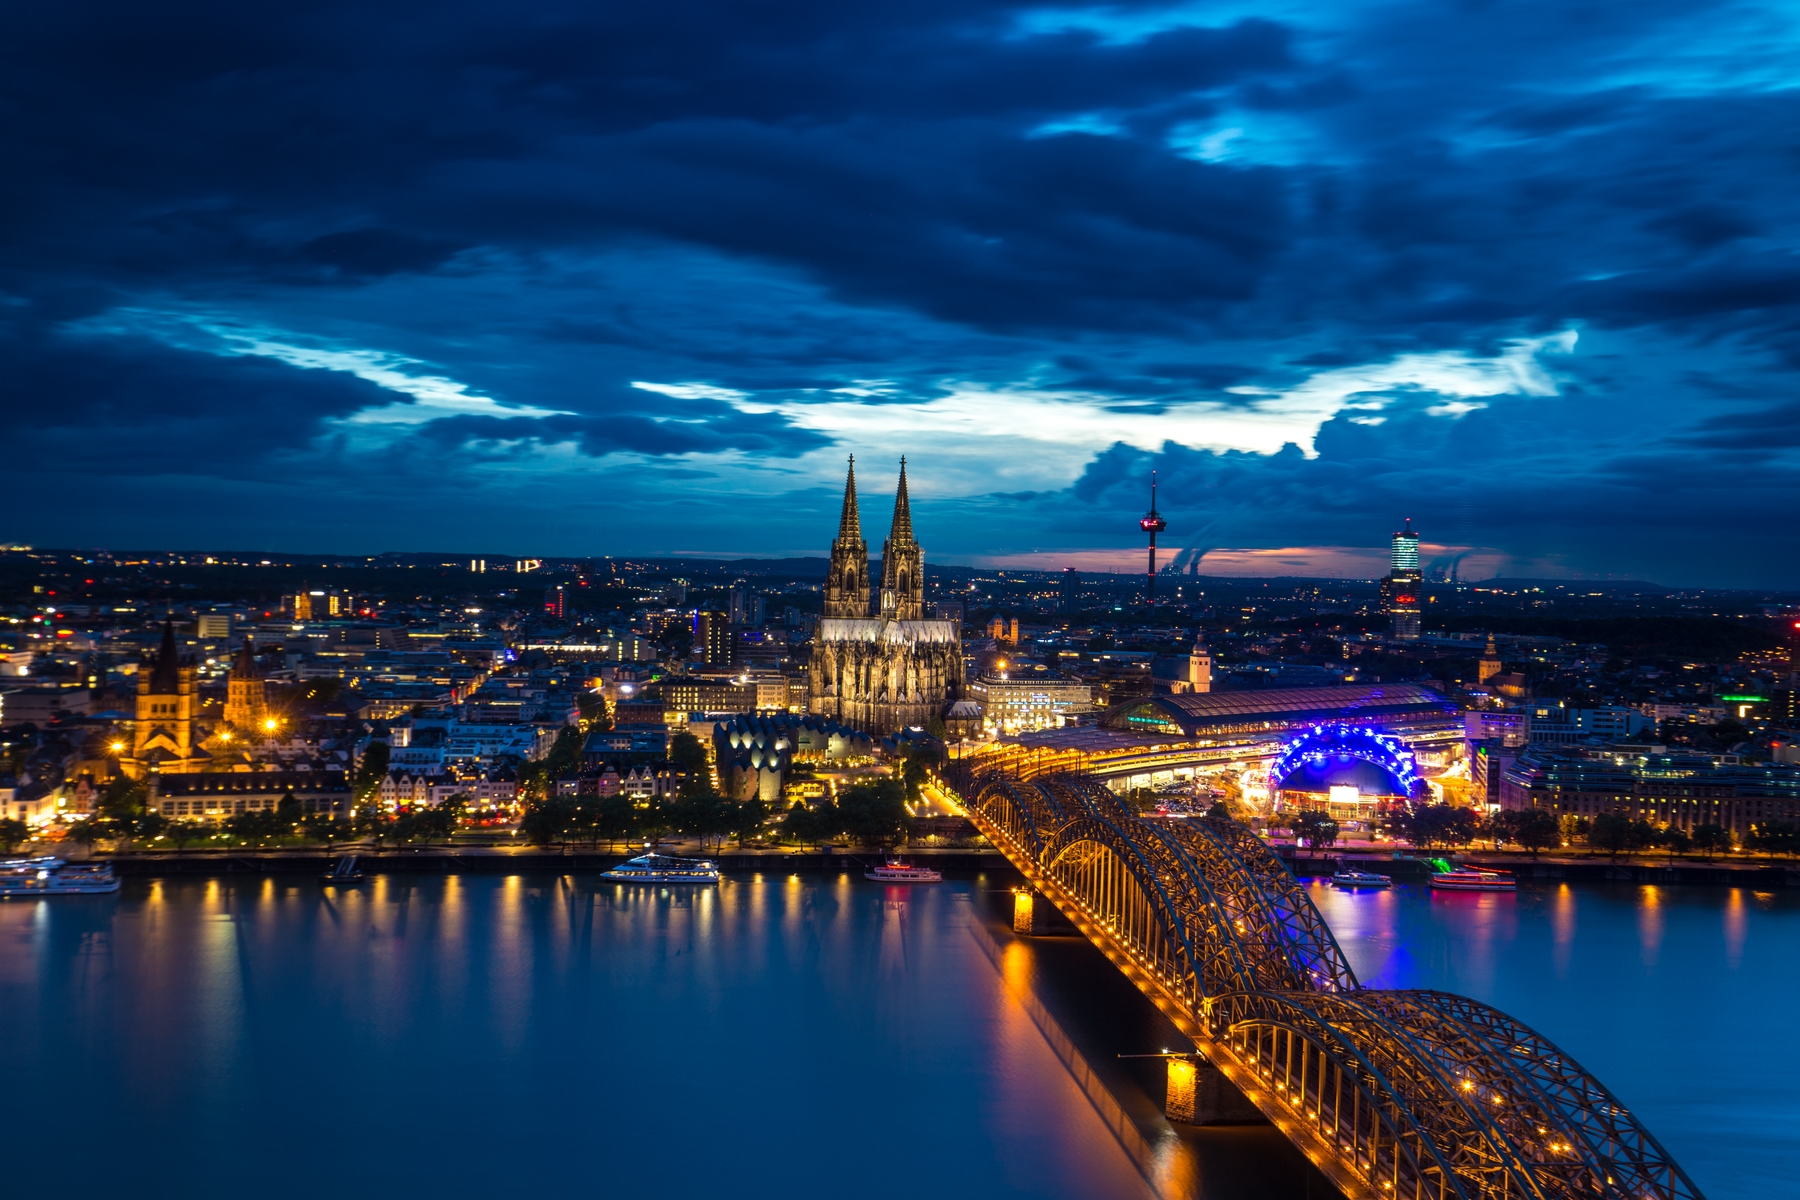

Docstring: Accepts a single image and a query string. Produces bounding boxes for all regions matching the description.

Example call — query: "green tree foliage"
[0,817,28,852]
[1588,813,1658,858]
[165,820,203,853]
[1746,820,1800,859]
[1290,808,1339,850]
[543,725,584,776]
[901,757,931,801]
[1658,826,1692,859]
[780,800,843,846]
[1509,809,1561,856]
[668,731,709,774]
[298,813,343,849]
[576,690,609,730]
[731,795,767,845]
[354,741,391,808]
[673,776,733,850]
[1385,803,1479,850]
[1691,823,1734,857]
[97,776,148,821]
[519,795,578,846]
[838,778,910,849]
[597,794,637,849]
[1558,813,1589,846]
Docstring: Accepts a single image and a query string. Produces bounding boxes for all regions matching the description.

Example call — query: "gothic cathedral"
[808,458,964,734]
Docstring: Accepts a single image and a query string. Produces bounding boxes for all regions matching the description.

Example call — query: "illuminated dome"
[1269,722,1421,798]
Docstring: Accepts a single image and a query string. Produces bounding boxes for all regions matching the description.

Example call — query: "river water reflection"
[0,873,1792,1200]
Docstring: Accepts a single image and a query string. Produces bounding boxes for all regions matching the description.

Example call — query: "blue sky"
[3,0,1797,585]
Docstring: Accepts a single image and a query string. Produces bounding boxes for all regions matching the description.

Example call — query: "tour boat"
[601,853,720,884]
[0,857,121,896]
[1330,869,1392,889]
[1430,867,1516,892]
[865,858,942,883]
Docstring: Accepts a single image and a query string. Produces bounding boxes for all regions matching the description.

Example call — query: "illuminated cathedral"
[808,457,964,734]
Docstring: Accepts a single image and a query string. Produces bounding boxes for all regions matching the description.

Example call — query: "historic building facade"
[223,639,269,731]
[808,458,964,734]
[124,621,208,778]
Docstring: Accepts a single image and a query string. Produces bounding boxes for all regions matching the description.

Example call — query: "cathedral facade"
[808,458,964,734]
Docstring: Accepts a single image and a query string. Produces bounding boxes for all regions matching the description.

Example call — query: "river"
[0,872,1792,1200]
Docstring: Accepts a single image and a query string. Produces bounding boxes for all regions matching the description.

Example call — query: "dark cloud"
[0,0,1795,578]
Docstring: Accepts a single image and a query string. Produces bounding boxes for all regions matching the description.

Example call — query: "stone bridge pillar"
[1011,888,1075,935]
[1167,1056,1265,1125]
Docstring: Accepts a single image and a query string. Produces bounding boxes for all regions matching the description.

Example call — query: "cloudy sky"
[4,1,1796,585]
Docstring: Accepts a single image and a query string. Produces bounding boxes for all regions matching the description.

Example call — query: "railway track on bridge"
[945,765,1704,1200]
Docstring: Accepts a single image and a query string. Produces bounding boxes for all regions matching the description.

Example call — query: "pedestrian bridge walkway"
[943,766,1705,1200]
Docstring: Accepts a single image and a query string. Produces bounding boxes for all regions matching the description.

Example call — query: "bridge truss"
[947,766,1704,1200]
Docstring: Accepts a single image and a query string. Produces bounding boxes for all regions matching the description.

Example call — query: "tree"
[597,793,637,849]
[838,778,910,850]
[1588,813,1656,858]
[668,731,710,775]
[781,800,843,846]
[576,690,609,731]
[0,817,28,853]
[1511,809,1561,857]
[276,792,302,830]
[299,812,346,851]
[1385,803,1477,850]
[130,810,169,845]
[1291,808,1339,850]
[542,725,584,778]
[1747,820,1800,860]
[519,795,577,847]
[1692,823,1733,858]
[673,777,733,850]
[165,820,202,853]
[354,741,391,809]
[67,817,106,851]
[97,776,148,822]
[411,797,463,844]
[731,795,767,846]
[1558,813,1589,848]
[1659,826,1692,861]
[901,757,931,802]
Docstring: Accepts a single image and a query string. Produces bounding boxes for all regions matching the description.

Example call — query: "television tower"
[1139,471,1167,603]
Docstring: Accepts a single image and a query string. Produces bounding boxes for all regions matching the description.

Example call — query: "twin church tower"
[823,456,925,620]
[808,457,964,733]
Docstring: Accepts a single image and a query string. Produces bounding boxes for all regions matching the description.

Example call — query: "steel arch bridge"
[946,766,1703,1200]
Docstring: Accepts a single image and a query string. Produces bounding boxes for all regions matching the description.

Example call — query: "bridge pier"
[1167,1056,1265,1125]
[1011,889,1075,935]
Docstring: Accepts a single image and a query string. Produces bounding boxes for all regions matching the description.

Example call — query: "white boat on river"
[0,857,122,896]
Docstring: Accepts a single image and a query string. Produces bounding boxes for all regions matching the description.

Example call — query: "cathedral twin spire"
[824,456,924,621]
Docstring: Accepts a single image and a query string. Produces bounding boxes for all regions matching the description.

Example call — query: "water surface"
[1,873,1792,1200]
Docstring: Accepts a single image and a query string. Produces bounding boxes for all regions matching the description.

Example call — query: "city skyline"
[5,1,1797,587]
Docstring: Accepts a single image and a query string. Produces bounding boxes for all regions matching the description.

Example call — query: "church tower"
[823,456,871,618]
[224,639,268,731]
[878,458,925,620]
[1478,634,1503,686]
[126,620,202,778]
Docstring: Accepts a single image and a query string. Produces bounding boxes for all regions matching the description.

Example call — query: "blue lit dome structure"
[1268,722,1422,799]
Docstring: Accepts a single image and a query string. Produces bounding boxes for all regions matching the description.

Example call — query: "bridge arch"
[941,765,1703,1200]
[1042,816,1201,996]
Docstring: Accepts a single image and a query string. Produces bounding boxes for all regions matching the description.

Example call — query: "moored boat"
[601,853,720,884]
[0,857,121,896]
[1430,867,1516,892]
[1330,869,1392,889]
[321,855,364,884]
[865,858,942,883]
